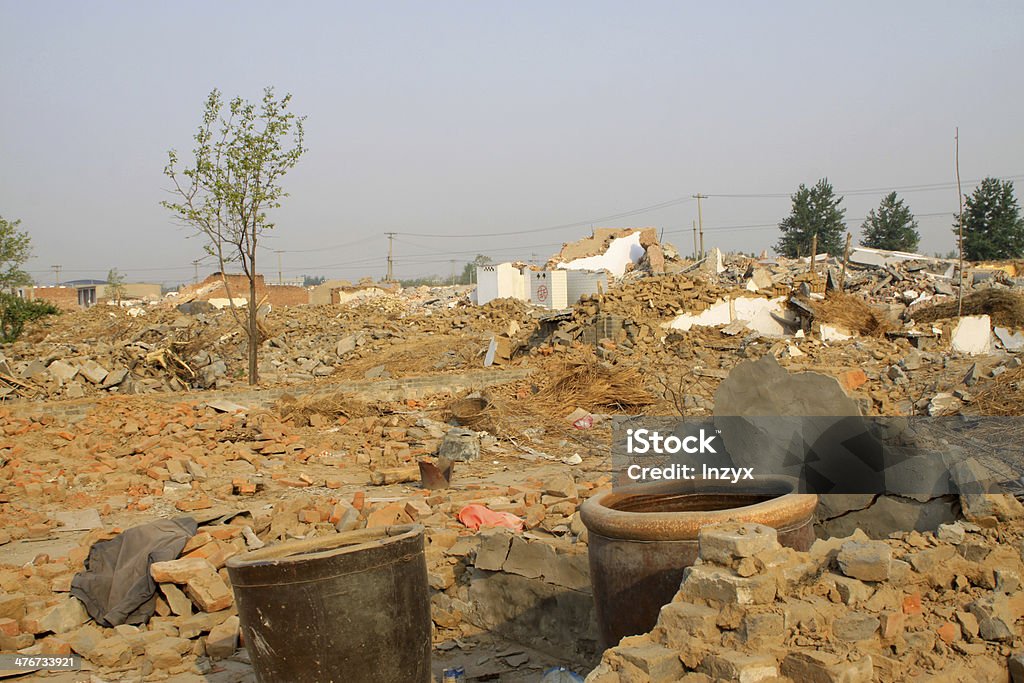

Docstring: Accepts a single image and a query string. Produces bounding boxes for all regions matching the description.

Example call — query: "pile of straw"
[971,364,1024,416]
[914,290,1024,328]
[277,390,370,426]
[536,355,654,412]
[809,292,892,336]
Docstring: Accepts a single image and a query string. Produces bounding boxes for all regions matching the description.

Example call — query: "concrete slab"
[951,315,992,355]
[666,296,791,336]
[820,324,854,342]
[994,326,1024,352]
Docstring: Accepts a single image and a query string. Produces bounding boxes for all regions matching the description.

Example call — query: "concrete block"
[502,536,556,580]
[836,540,891,582]
[655,601,719,643]
[151,557,218,584]
[144,635,192,669]
[0,593,26,621]
[336,335,358,357]
[937,521,966,544]
[159,583,193,617]
[832,612,879,642]
[616,643,684,682]
[826,574,872,606]
[698,651,779,683]
[89,635,132,667]
[185,572,233,612]
[543,473,578,500]
[698,523,779,565]
[38,597,89,634]
[951,315,992,355]
[781,651,873,683]
[474,530,512,571]
[78,360,109,384]
[47,360,78,382]
[741,611,785,646]
[680,565,776,605]
[205,615,239,659]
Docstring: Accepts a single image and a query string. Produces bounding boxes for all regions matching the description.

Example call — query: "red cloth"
[458,504,524,532]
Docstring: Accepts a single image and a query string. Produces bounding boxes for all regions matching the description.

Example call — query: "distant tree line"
[775,176,1024,261]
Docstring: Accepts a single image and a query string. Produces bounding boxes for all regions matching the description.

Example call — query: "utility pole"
[449,259,457,286]
[192,259,201,285]
[275,250,283,284]
[809,234,818,276]
[955,127,964,317]
[384,232,396,282]
[51,265,61,286]
[840,232,852,289]
[692,194,707,259]
[692,221,698,260]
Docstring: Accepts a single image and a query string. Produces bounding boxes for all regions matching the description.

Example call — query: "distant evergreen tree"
[775,179,846,258]
[860,192,920,252]
[956,178,1024,260]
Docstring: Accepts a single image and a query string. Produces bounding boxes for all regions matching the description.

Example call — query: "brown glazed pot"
[226,524,431,683]
[580,477,817,649]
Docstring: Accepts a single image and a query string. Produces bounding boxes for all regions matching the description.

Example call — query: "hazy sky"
[2,1,1022,285]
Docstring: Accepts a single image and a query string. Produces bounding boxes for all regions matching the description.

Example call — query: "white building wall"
[476,263,527,305]
[529,270,568,309]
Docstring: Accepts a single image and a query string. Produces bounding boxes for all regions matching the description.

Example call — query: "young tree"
[0,216,33,291]
[459,254,493,285]
[162,88,306,385]
[860,192,920,252]
[955,178,1024,261]
[775,179,846,258]
[106,268,126,304]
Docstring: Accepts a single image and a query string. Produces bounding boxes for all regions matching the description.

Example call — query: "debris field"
[2,231,1024,682]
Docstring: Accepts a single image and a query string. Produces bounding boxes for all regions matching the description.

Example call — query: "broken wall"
[476,263,527,305]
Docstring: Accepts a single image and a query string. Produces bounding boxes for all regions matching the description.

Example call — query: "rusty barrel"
[580,477,816,649]
[226,524,431,683]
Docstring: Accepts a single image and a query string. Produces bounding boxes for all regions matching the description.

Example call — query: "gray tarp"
[70,516,197,626]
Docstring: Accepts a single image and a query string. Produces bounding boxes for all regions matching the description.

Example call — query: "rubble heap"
[587,517,1024,682]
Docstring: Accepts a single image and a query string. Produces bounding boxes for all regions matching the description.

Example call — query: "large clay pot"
[580,477,816,649]
[226,524,431,683]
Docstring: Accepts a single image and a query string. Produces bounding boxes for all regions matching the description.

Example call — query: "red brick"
[0,617,19,636]
[902,593,922,616]
[838,369,868,392]
[937,622,960,644]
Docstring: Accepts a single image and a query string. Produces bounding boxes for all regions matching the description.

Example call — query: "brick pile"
[586,518,1024,682]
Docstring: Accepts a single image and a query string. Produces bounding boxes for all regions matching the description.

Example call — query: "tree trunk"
[248,260,259,386]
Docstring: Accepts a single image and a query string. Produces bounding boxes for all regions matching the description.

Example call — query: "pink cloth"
[458,504,525,532]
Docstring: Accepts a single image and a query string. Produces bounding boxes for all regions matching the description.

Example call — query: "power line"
[401,195,695,239]
[32,171,1024,281]
[703,174,1024,199]
[662,211,954,236]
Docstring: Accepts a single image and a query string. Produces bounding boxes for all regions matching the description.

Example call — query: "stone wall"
[443,528,599,667]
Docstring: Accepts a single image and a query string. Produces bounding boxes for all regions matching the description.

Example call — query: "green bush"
[0,293,59,343]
